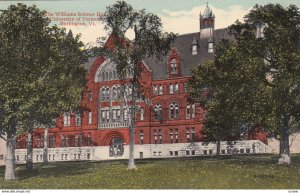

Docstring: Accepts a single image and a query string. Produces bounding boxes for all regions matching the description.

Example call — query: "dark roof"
[84,57,97,71]
[202,5,215,19]
[144,28,230,80]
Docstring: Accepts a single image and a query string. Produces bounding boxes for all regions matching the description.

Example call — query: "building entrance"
[109,138,124,157]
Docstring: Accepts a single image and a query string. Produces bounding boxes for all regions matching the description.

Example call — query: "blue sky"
[1,0,299,43]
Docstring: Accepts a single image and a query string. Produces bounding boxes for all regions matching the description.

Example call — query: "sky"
[1,0,300,44]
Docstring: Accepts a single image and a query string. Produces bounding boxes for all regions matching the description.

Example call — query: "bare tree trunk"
[26,126,33,172]
[216,140,221,155]
[128,119,136,170]
[5,131,16,180]
[124,89,137,170]
[43,127,48,164]
[278,117,291,164]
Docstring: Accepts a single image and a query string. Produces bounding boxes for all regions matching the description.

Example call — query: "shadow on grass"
[1,154,299,181]
[14,159,130,180]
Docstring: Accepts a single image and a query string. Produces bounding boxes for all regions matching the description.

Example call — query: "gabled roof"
[84,28,231,81]
[144,28,230,80]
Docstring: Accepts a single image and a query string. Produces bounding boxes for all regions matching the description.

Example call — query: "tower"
[200,3,215,39]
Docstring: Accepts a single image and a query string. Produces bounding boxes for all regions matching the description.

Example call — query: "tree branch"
[0,134,7,141]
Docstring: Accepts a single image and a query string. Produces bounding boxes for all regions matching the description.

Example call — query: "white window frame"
[159,85,163,95]
[88,111,92,124]
[192,45,197,55]
[63,113,71,126]
[170,59,177,73]
[208,42,214,53]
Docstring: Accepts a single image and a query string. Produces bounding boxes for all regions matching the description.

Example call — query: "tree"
[98,1,176,169]
[0,4,87,179]
[188,37,273,155]
[188,4,300,163]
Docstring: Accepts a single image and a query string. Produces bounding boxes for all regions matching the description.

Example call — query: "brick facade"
[15,5,267,156]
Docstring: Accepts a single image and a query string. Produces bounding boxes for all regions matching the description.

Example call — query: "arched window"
[171,59,177,73]
[154,104,162,121]
[101,72,105,81]
[105,71,109,80]
[101,86,110,101]
[109,71,113,80]
[112,85,120,100]
[113,71,117,80]
[140,107,144,121]
[125,84,132,96]
[127,66,134,77]
[169,102,179,120]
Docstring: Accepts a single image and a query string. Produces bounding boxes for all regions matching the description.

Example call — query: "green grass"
[0,154,300,189]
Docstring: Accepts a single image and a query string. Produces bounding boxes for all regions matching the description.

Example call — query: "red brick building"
[14,5,268,162]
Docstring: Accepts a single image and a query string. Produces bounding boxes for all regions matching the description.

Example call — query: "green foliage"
[188,3,300,143]
[97,1,176,168]
[99,1,176,83]
[0,155,299,189]
[0,3,87,134]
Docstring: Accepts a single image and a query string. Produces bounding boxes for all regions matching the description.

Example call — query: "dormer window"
[208,37,214,53]
[191,37,198,55]
[256,25,265,38]
[171,59,177,74]
[208,42,214,53]
[192,45,197,55]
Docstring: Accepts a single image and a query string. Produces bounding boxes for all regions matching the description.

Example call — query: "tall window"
[125,84,132,96]
[169,102,179,120]
[174,83,179,93]
[65,135,69,147]
[186,128,190,143]
[175,129,178,143]
[169,83,179,94]
[101,110,109,123]
[154,104,162,121]
[88,111,92,124]
[112,85,120,100]
[158,129,162,144]
[63,113,71,126]
[87,133,91,146]
[75,134,79,147]
[37,134,44,148]
[113,71,117,80]
[76,113,82,126]
[140,130,144,145]
[153,129,157,144]
[186,104,195,119]
[79,134,83,146]
[191,127,195,142]
[61,135,65,147]
[186,127,195,143]
[169,129,173,143]
[123,108,128,121]
[192,45,197,55]
[208,42,214,53]
[101,86,110,101]
[170,59,177,73]
[88,91,93,101]
[159,85,163,95]
[153,85,158,95]
[49,135,56,148]
[109,71,113,80]
[105,71,109,80]
[140,108,144,121]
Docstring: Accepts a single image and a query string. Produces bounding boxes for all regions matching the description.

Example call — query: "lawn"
[0,154,300,189]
